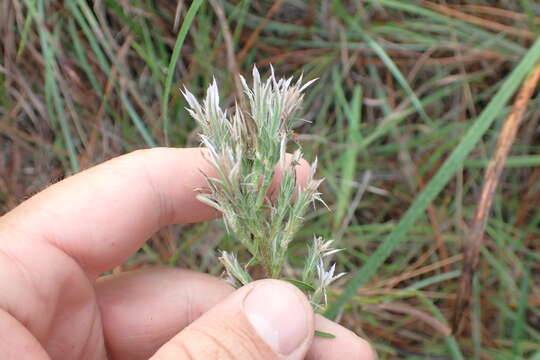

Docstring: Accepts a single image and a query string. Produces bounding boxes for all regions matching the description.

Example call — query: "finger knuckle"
[173,320,275,360]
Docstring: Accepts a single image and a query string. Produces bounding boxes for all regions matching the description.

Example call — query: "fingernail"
[244,281,310,355]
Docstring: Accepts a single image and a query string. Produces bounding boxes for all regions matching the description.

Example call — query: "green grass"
[2,1,540,358]
[326,35,540,318]
[162,0,204,144]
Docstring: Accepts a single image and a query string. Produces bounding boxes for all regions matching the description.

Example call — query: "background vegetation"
[2,1,540,358]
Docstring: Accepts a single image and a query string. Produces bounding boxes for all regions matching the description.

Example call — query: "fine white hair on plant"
[183,66,344,311]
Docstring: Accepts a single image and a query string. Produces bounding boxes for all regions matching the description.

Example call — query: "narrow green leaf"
[120,92,157,148]
[332,0,431,124]
[512,262,530,357]
[471,275,482,360]
[465,155,540,168]
[362,33,432,124]
[103,0,145,39]
[37,0,80,173]
[17,0,37,57]
[416,293,465,360]
[326,37,540,319]
[314,330,336,339]
[162,0,205,144]
[68,2,156,148]
[333,71,363,228]
[283,278,316,292]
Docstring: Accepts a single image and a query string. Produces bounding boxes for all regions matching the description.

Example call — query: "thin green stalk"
[416,293,465,360]
[36,0,80,173]
[162,0,205,145]
[17,0,37,58]
[512,262,530,357]
[326,36,540,319]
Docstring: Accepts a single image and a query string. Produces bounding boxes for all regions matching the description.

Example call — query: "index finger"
[0,148,309,275]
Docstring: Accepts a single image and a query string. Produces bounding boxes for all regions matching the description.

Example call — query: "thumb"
[151,279,315,360]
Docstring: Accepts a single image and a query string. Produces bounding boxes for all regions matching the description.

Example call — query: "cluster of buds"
[182,66,344,310]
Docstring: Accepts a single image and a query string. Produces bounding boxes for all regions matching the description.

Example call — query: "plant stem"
[257,235,273,278]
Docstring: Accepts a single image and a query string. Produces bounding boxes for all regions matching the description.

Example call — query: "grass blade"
[314,330,336,339]
[162,0,205,144]
[416,293,465,360]
[16,0,37,58]
[68,1,156,147]
[326,37,540,319]
[331,0,431,123]
[333,70,363,228]
[36,0,79,173]
[512,262,530,357]
[361,32,432,124]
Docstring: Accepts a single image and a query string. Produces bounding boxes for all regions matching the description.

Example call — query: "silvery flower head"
[182,66,343,310]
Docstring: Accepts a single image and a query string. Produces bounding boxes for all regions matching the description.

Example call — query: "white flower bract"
[183,66,344,311]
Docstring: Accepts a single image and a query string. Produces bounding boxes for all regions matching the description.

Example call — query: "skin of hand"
[0,148,375,360]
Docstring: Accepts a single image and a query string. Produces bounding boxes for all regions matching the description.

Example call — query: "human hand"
[0,148,374,360]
